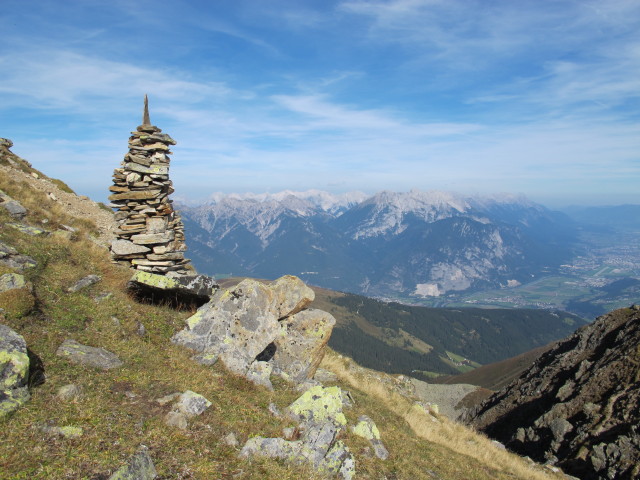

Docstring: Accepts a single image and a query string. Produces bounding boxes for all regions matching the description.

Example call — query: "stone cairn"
[108,96,191,275]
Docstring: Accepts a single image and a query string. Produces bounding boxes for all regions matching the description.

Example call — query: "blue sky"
[1,0,639,207]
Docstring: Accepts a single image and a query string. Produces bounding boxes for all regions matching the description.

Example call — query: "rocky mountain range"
[464,305,640,480]
[180,189,577,299]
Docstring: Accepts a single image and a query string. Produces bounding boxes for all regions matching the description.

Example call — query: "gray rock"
[0,190,27,220]
[2,200,27,220]
[94,292,113,303]
[108,446,157,480]
[268,402,282,417]
[128,271,217,303]
[66,274,101,293]
[111,239,151,256]
[191,350,219,366]
[269,275,315,318]
[245,361,273,390]
[130,231,174,245]
[136,322,146,336]
[174,390,211,417]
[172,278,280,374]
[351,415,389,460]
[549,417,573,442]
[239,423,355,479]
[56,339,123,369]
[272,308,336,382]
[0,241,18,258]
[239,436,302,461]
[0,324,30,417]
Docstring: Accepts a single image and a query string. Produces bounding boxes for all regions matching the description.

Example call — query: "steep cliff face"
[465,306,640,480]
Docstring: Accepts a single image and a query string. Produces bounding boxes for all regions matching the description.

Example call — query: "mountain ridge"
[180,189,577,299]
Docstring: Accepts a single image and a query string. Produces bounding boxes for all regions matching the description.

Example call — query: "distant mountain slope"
[312,288,585,380]
[432,344,551,391]
[180,189,578,298]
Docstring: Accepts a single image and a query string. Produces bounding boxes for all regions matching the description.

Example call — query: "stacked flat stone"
[109,97,191,275]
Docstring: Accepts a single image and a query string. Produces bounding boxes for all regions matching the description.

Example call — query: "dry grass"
[321,352,564,480]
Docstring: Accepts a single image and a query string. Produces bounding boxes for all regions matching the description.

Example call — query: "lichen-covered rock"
[323,440,355,480]
[0,273,28,293]
[56,339,123,370]
[0,241,37,272]
[239,423,355,479]
[108,446,157,480]
[287,385,348,428]
[173,275,334,387]
[7,222,49,236]
[269,275,315,318]
[0,324,30,417]
[273,308,336,382]
[128,270,216,303]
[352,415,389,460]
[172,278,280,374]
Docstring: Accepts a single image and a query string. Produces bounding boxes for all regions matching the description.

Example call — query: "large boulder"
[173,279,280,374]
[0,324,30,417]
[172,275,333,386]
[272,308,336,382]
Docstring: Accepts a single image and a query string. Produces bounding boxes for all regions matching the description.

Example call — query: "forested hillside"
[320,292,585,380]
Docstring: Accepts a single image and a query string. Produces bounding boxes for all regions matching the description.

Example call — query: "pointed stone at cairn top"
[142,94,151,126]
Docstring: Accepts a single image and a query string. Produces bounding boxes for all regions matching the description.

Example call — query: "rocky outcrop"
[172,275,334,387]
[109,96,191,275]
[240,385,356,479]
[464,306,640,480]
[0,324,30,417]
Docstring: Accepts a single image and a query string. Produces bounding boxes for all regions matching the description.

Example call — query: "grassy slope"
[0,157,565,480]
